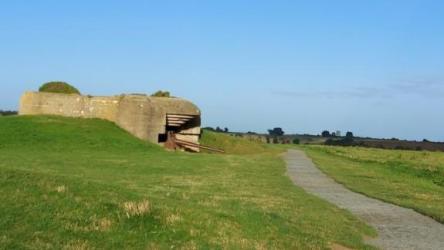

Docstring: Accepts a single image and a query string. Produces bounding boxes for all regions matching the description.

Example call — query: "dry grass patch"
[92,217,112,231]
[254,241,269,250]
[56,185,66,193]
[166,213,182,225]
[64,217,112,232]
[122,199,151,218]
[145,242,161,250]
[63,240,90,250]
[180,241,198,250]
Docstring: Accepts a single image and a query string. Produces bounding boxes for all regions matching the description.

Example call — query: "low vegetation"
[303,145,444,223]
[0,110,17,116]
[0,116,376,249]
[39,81,81,95]
[354,139,444,152]
[151,90,171,97]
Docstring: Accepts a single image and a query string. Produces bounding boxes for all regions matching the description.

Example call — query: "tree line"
[0,110,18,116]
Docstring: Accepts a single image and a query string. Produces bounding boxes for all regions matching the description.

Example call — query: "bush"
[39,82,80,94]
[151,90,170,97]
[325,137,354,146]
[292,138,300,144]
[272,137,279,144]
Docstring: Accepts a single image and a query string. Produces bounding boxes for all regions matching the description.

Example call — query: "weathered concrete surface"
[285,149,444,250]
[19,92,201,149]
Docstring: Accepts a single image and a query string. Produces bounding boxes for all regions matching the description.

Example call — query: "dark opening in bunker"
[158,133,167,143]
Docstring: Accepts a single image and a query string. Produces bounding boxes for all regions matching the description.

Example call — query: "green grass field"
[303,145,444,223]
[0,116,376,249]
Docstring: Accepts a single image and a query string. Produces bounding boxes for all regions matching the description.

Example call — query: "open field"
[303,145,444,223]
[0,116,375,249]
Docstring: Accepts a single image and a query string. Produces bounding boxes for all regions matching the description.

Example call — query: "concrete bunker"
[19,91,201,151]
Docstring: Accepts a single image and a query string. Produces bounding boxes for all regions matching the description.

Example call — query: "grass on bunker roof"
[0,115,376,249]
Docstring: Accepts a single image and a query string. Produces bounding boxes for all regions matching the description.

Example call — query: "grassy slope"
[200,130,271,154]
[0,116,375,249]
[303,145,444,223]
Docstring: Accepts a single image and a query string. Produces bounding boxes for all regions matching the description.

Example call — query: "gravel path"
[285,149,444,250]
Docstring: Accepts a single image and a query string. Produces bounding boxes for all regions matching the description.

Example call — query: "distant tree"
[321,130,331,137]
[345,131,354,138]
[423,139,430,143]
[215,126,223,132]
[268,127,284,136]
[224,127,229,133]
[203,127,215,131]
[331,132,336,137]
[292,138,300,144]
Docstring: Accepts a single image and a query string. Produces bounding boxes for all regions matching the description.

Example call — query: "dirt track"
[285,149,444,250]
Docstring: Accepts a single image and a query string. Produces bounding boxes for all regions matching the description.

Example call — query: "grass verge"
[303,145,444,223]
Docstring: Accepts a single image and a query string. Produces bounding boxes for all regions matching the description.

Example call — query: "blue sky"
[1,1,443,141]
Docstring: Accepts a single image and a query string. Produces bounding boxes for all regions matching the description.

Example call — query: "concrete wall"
[19,92,120,121]
[19,92,201,148]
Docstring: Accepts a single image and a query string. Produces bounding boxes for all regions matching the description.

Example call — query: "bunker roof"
[120,94,201,116]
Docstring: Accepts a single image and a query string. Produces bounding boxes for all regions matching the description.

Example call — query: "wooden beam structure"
[166,114,197,127]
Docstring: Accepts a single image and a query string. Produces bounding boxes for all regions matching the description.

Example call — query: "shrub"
[151,90,170,97]
[292,138,300,144]
[325,137,354,146]
[39,81,80,94]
